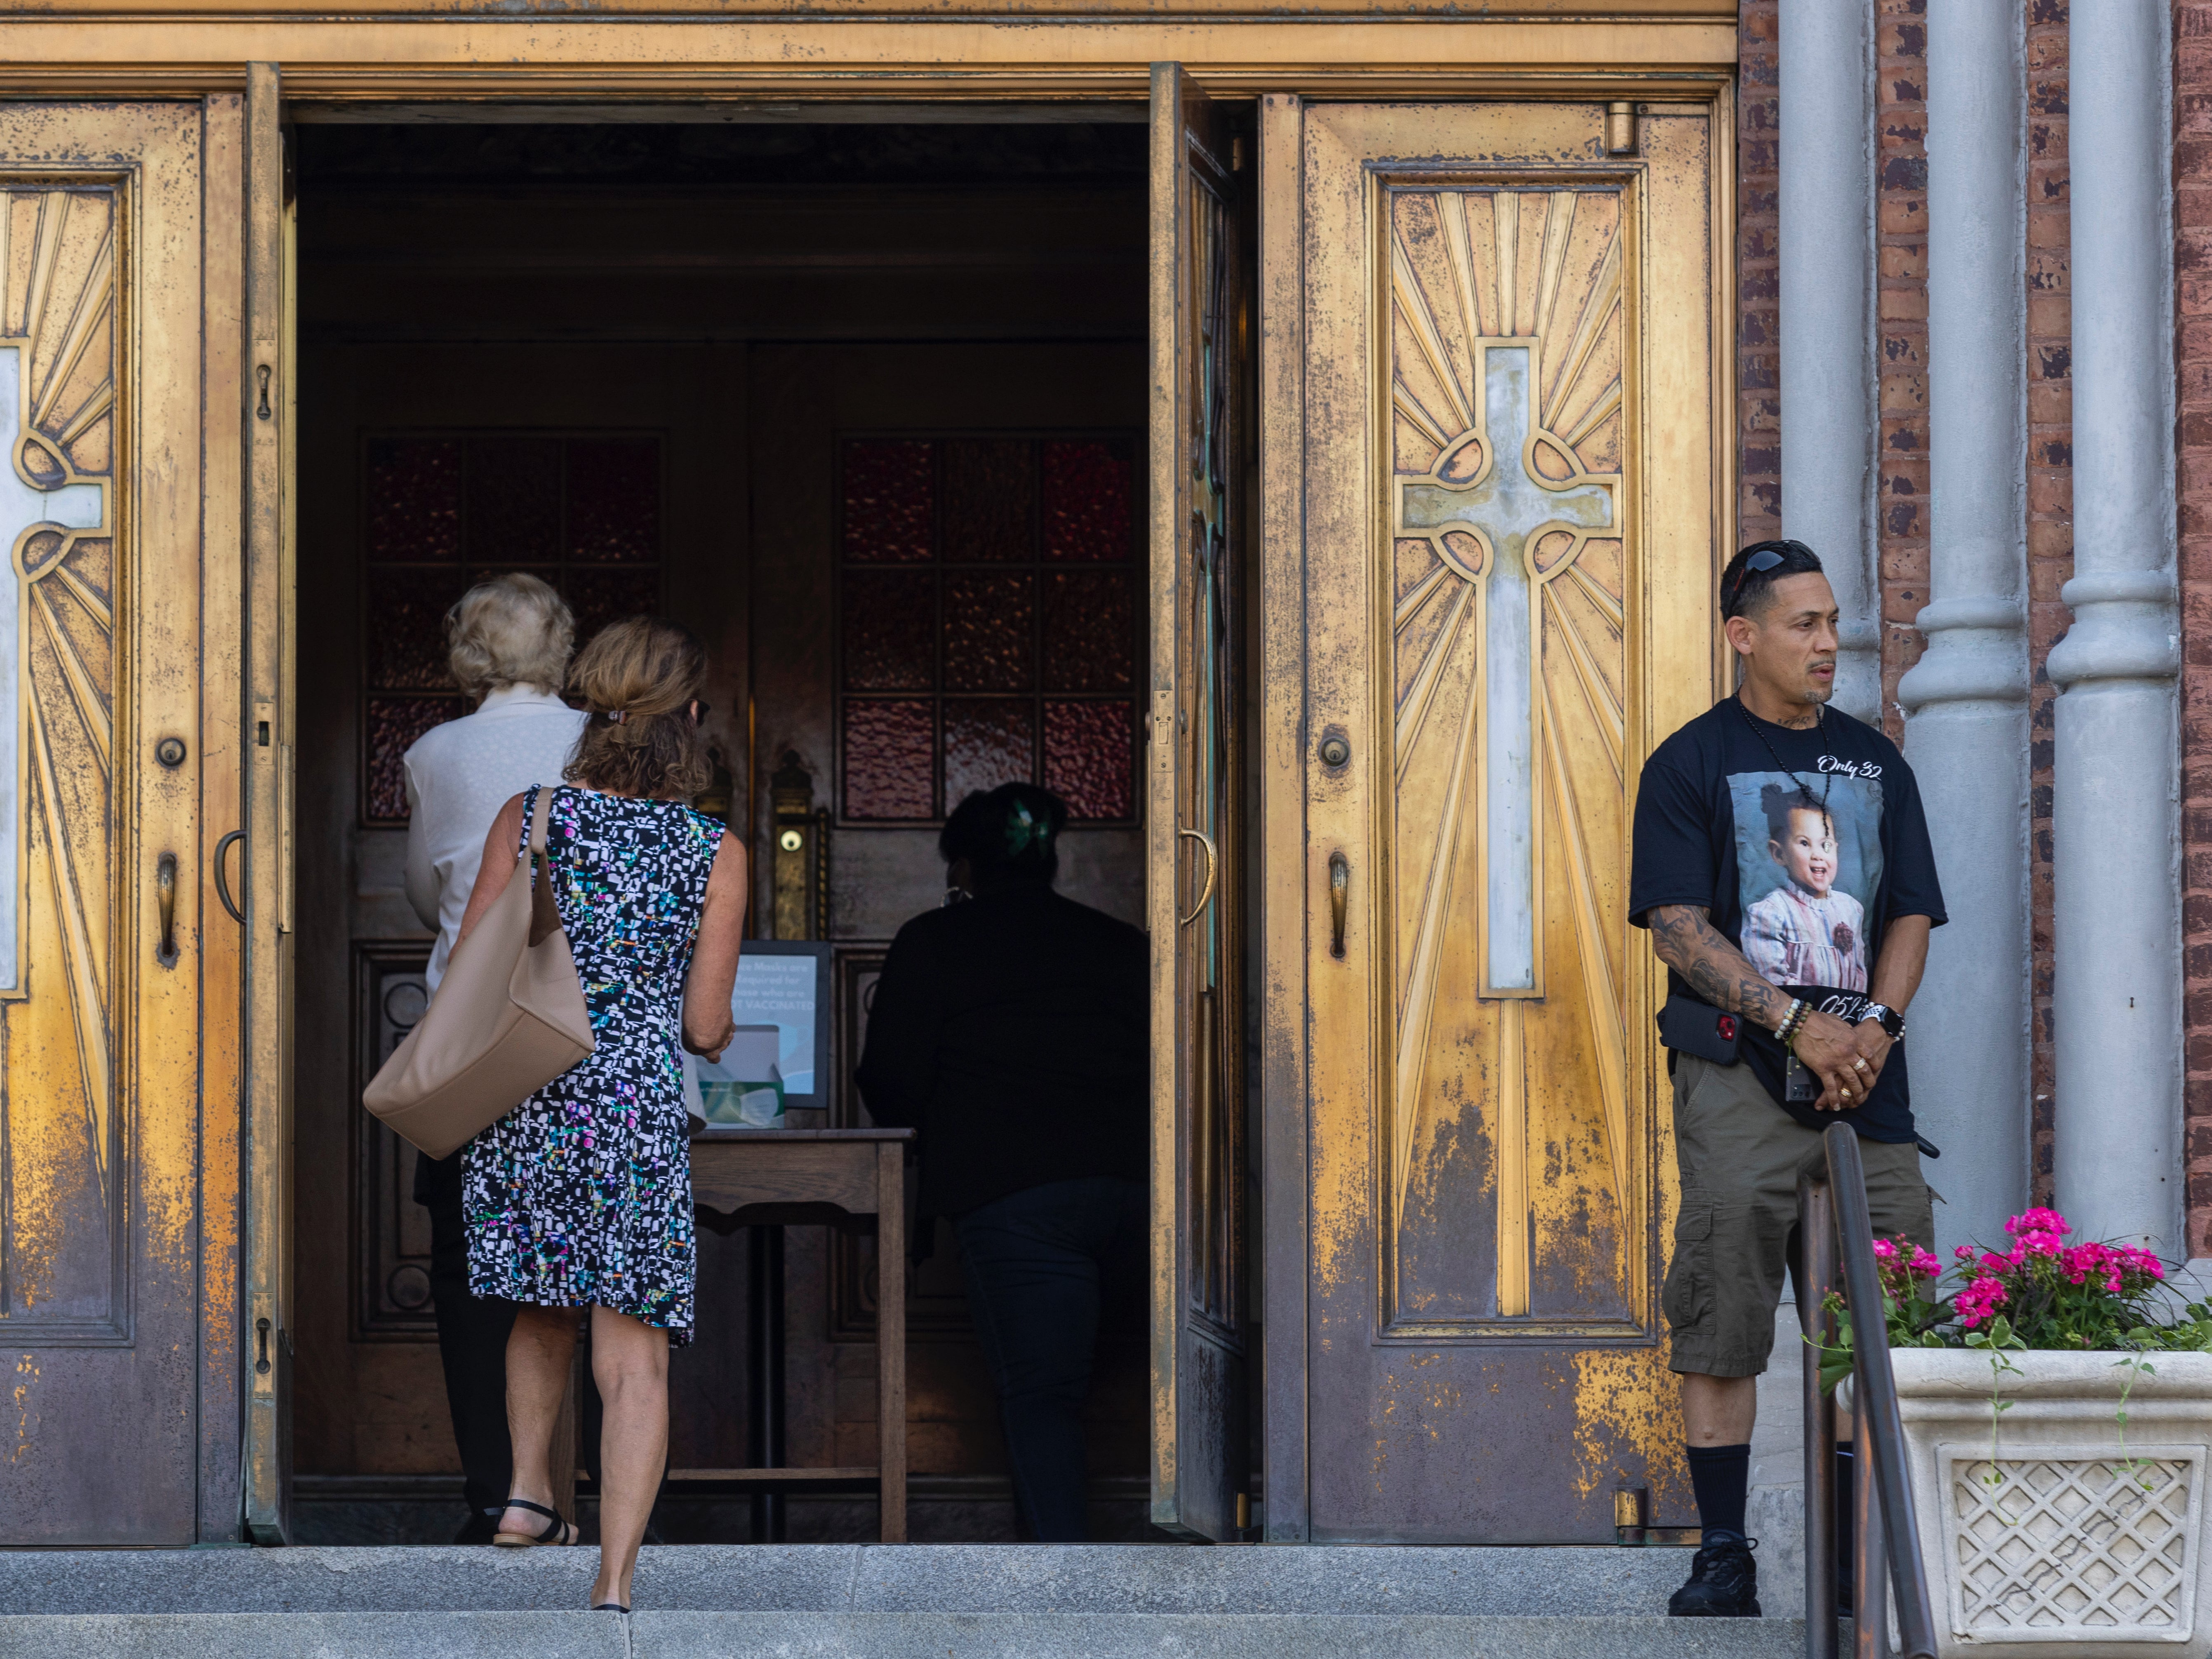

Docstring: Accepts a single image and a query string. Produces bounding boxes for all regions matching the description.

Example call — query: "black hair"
[1720,538,1825,621]
[939,782,1069,885]
[1759,781,1831,843]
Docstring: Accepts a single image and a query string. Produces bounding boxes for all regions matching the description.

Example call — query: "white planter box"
[1859,1348,2212,1655]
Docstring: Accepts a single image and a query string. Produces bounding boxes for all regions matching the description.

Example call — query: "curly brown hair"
[563,617,713,800]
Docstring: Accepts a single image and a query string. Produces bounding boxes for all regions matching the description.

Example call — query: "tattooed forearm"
[1647,904,1792,1030]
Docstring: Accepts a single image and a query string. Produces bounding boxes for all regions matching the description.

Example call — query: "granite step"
[0,1542,1704,1617]
[0,1610,1811,1659]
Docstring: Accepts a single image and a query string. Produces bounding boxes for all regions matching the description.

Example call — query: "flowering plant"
[1816,1208,2207,1394]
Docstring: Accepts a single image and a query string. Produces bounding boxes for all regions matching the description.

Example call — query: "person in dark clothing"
[857,782,1148,1543]
[413,1150,518,1541]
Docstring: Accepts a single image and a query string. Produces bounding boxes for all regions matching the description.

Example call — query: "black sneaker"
[1668,1538,1762,1617]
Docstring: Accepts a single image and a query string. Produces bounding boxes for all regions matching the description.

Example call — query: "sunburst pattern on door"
[1,184,120,1318]
[1386,186,1636,1329]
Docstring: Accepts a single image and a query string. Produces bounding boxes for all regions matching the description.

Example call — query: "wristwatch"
[1861,1002,1906,1041]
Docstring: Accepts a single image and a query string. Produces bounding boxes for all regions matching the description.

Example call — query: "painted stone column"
[2048,1,2182,1255]
[1780,0,1879,724]
[1894,0,2030,1261]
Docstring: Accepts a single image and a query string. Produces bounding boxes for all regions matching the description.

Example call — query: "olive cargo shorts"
[1664,1053,1935,1379]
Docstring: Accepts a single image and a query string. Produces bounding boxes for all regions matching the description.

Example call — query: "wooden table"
[684,1127,913,1543]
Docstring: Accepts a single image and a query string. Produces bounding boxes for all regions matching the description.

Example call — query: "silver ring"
[1852,1059,1869,1072]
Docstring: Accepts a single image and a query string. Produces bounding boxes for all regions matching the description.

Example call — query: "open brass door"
[1148,62,1250,1542]
[1275,96,1730,1541]
[0,100,239,1543]
[241,63,298,1545]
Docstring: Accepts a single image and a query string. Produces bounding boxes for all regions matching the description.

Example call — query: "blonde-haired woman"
[402,570,587,1544]
[454,617,745,1612]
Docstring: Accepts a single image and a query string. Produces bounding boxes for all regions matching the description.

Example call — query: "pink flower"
[1954,1277,2010,1330]
[1910,1247,1942,1280]
[1981,1252,2013,1275]
[2007,1207,2071,1238]
[1873,1238,1897,1262]
[1955,1245,1977,1261]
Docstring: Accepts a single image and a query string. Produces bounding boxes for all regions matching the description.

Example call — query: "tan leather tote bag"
[365,787,595,1159]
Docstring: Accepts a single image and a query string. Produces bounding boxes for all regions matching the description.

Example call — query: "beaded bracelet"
[1776,998,1807,1047]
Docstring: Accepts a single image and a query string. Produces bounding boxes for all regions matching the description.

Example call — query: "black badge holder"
[1657,993,1742,1066]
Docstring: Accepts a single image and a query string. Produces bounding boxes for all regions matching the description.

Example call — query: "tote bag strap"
[525,786,561,947]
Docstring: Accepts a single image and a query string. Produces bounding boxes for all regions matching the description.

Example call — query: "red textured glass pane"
[367,569,467,690]
[466,437,562,564]
[842,571,936,691]
[943,570,1034,692]
[842,699,935,819]
[1042,569,1134,692]
[1042,440,1134,562]
[366,696,460,822]
[843,441,935,563]
[366,440,461,562]
[943,440,1034,562]
[1043,700,1135,820]
[944,699,1035,808]
[567,438,661,563]
[567,567,661,649]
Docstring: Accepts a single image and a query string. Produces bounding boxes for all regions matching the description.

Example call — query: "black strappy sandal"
[593,1603,630,1614]
[491,1497,577,1548]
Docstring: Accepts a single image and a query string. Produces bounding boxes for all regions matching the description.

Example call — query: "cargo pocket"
[1661,1200,1715,1334]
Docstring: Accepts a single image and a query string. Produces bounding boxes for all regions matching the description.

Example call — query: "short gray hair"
[445,572,574,700]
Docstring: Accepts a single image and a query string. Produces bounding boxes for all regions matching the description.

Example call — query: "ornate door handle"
[214,830,246,923]
[155,852,179,967]
[1329,852,1349,959]
[1177,827,1218,927]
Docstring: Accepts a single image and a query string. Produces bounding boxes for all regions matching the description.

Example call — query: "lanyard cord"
[1734,689,1832,817]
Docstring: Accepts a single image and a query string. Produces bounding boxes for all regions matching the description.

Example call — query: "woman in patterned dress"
[452,617,745,1612]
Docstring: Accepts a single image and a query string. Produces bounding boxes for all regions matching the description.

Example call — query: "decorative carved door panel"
[0,101,231,1544]
[1278,99,1727,1542]
[1148,62,1250,1543]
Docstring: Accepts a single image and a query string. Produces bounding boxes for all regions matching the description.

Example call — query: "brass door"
[0,101,237,1543]
[1148,62,1249,1543]
[1273,98,1729,1541]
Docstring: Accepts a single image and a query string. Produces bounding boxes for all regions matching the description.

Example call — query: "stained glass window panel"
[367,440,461,561]
[1042,441,1134,562]
[843,441,935,564]
[467,437,562,565]
[1041,569,1134,692]
[567,567,662,649]
[944,440,1034,562]
[366,569,468,691]
[1043,700,1134,820]
[842,572,937,691]
[567,438,661,563]
[842,699,935,820]
[366,696,461,822]
[944,699,1035,807]
[943,571,1034,692]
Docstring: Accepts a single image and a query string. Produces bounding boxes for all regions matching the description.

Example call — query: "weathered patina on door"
[1149,61,1250,1543]
[1278,97,1730,1543]
[0,101,233,1545]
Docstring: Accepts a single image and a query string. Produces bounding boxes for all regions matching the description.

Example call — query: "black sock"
[1685,1442,1751,1546]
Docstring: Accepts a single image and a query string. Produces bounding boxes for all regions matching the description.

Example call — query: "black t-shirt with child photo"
[1628,697,1946,1140]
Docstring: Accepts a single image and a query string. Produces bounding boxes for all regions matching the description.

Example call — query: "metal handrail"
[1799,1122,1939,1659]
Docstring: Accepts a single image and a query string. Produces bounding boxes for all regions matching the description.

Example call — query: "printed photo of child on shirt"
[1727,772,1886,993]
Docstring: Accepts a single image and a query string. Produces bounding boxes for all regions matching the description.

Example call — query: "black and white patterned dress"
[463,784,723,1344]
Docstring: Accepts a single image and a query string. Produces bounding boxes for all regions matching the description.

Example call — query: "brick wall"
[1739,0,1781,545]
[1875,0,1930,740]
[2026,0,2072,1213]
[2177,0,2212,1254]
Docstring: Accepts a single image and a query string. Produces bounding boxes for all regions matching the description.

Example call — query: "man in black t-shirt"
[1629,540,1946,1619]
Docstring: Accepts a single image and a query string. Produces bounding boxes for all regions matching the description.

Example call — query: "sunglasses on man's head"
[1722,547,1786,616]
